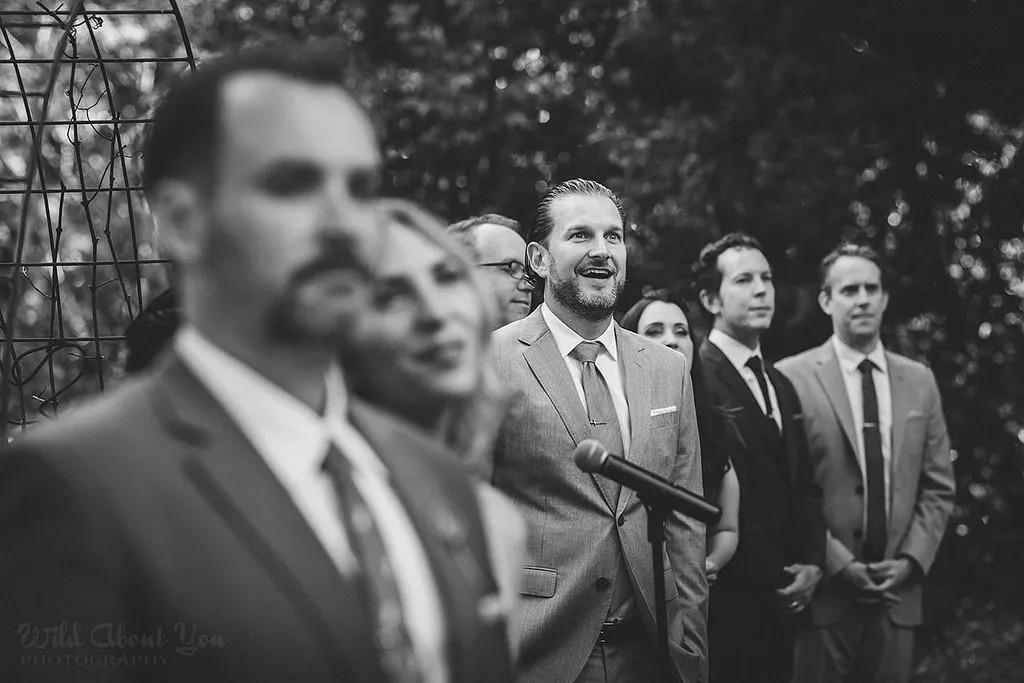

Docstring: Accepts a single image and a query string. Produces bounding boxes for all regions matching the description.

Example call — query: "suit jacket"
[776,340,955,627]
[0,357,512,683]
[486,308,708,683]
[699,341,826,597]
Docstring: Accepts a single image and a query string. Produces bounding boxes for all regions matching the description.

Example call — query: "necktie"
[570,342,635,620]
[745,355,775,419]
[570,341,624,460]
[858,359,887,562]
[322,445,423,683]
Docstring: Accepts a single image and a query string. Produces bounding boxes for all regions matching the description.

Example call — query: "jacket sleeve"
[664,363,709,682]
[785,381,827,571]
[893,369,956,574]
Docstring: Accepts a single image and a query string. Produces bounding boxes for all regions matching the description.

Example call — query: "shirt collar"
[831,334,888,376]
[540,302,618,361]
[708,328,764,374]
[174,326,354,477]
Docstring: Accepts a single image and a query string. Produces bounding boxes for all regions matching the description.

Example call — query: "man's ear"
[698,288,720,317]
[526,241,549,280]
[817,288,832,315]
[148,180,205,265]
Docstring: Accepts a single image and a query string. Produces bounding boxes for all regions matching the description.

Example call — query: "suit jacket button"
[853,528,864,540]
[855,485,864,495]
[595,577,610,591]
[617,514,626,527]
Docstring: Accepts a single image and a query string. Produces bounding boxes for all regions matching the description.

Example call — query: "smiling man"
[777,243,954,683]
[486,179,708,682]
[696,232,826,683]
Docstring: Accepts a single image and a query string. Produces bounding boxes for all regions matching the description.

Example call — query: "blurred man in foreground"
[0,43,513,683]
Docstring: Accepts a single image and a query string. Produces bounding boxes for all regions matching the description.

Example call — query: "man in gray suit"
[777,243,956,682]
[0,43,514,683]
[487,179,708,682]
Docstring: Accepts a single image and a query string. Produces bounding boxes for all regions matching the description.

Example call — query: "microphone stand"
[642,498,676,683]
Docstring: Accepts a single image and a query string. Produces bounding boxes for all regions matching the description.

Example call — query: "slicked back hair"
[694,232,767,301]
[446,213,522,260]
[524,179,626,287]
[142,40,355,198]
[819,242,888,295]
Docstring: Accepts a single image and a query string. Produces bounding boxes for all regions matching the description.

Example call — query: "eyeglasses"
[478,260,528,280]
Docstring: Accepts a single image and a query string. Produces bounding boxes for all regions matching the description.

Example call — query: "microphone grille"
[573,439,607,473]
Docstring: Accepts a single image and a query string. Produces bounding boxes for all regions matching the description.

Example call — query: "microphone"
[573,439,721,524]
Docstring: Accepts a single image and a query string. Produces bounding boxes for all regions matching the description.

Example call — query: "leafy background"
[3,1,1022,679]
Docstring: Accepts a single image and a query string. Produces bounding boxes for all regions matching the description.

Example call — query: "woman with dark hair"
[621,291,740,583]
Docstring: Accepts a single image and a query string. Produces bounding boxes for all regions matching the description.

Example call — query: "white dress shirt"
[175,327,448,683]
[831,335,893,518]
[540,303,631,456]
[708,328,782,431]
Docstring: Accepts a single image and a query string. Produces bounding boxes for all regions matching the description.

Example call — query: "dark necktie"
[322,445,423,683]
[745,355,775,420]
[858,359,887,562]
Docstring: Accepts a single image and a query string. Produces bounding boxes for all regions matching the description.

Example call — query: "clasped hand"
[840,558,913,606]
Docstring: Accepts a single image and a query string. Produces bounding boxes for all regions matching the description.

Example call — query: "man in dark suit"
[487,179,708,683]
[777,244,955,682]
[695,232,826,683]
[0,43,513,683]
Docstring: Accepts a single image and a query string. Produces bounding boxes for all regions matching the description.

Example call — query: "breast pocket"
[650,410,679,430]
[520,566,557,598]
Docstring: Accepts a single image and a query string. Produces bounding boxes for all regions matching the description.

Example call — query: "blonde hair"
[361,198,508,475]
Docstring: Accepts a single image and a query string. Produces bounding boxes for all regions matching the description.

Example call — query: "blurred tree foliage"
[3,0,1022,677]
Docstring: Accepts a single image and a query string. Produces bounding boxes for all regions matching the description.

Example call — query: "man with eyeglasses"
[448,213,533,328]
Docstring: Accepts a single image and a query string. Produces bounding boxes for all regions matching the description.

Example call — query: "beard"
[547,260,623,321]
[265,270,370,346]
[265,235,374,346]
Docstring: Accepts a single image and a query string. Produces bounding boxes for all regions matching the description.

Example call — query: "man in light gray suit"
[777,243,956,683]
[486,179,708,683]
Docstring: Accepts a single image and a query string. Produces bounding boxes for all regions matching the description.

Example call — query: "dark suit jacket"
[0,357,511,683]
[488,309,708,683]
[699,341,826,598]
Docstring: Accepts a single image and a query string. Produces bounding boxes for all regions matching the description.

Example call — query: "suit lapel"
[887,353,910,515]
[615,327,648,513]
[154,359,381,683]
[767,365,799,479]
[812,342,859,461]
[350,403,502,683]
[705,341,785,465]
[519,309,618,512]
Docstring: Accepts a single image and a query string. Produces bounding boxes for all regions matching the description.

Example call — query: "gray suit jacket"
[777,340,956,627]
[486,308,708,683]
[0,356,513,682]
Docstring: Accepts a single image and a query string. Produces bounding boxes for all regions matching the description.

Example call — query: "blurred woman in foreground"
[344,198,524,647]
[621,291,740,584]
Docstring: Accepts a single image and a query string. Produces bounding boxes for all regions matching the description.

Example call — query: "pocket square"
[650,406,678,417]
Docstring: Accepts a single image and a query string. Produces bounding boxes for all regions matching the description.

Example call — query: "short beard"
[548,268,622,321]
[265,273,369,348]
